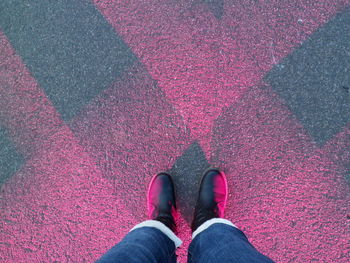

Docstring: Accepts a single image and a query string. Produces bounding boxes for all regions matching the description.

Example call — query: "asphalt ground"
[1,0,350,262]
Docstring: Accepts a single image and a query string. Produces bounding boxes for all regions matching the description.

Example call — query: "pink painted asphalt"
[211,84,350,262]
[0,31,136,262]
[1,1,350,263]
[94,0,350,153]
[70,63,191,219]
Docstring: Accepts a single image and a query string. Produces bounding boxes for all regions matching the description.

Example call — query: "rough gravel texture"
[1,0,350,262]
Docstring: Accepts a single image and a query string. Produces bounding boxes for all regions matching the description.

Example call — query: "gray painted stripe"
[0,0,136,120]
[169,142,210,223]
[0,127,24,186]
[265,9,350,145]
[204,0,224,19]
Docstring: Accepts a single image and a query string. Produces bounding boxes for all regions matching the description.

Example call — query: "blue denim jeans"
[97,220,274,263]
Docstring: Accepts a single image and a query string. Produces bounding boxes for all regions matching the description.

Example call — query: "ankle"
[191,208,218,233]
[155,215,177,234]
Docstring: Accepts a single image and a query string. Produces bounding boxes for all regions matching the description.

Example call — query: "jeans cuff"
[192,218,238,240]
[130,220,183,248]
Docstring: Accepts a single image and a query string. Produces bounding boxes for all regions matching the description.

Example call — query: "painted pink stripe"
[70,63,191,216]
[212,84,350,262]
[93,0,350,155]
[176,213,193,262]
[0,131,134,262]
[321,124,350,170]
[69,63,194,262]
[0,31,135,262]
[93,0,250,154]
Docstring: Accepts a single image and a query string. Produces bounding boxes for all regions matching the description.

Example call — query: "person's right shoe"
[191,168,228,233]
[147,172,178,233]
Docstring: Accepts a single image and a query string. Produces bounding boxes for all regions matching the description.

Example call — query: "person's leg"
[188,168,274,263]
[97,220,181,263]
[97,173,182,263]
[188,219,274,263]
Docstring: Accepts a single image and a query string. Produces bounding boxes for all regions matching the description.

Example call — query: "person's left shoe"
[147,173,178,233]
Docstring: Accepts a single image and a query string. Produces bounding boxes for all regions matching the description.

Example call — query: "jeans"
[97,219,274,263]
